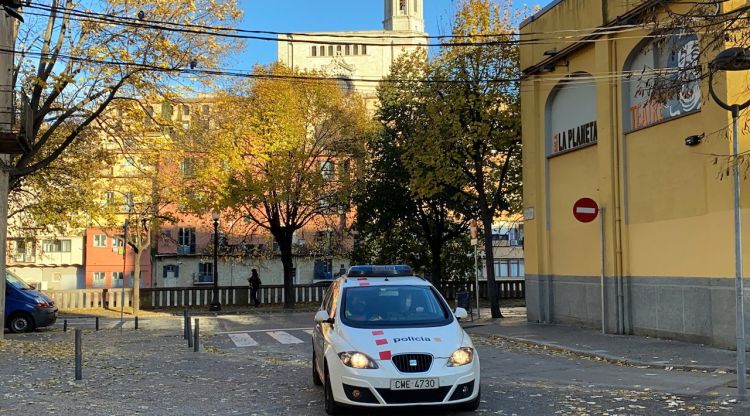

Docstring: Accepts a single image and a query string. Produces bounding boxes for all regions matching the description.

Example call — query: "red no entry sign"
[573,198,599,223]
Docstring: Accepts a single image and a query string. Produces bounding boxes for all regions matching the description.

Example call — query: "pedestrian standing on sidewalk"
[248,268,261,307]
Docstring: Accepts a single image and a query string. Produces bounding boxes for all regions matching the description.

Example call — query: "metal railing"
[45,289,133,310]
[40,280,525,310]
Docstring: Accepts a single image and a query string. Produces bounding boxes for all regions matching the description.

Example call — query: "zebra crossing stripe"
[303,329,314,335]
[228,333,259,347]
[267,331,305,344]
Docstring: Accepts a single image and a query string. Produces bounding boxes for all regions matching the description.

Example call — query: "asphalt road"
[1,311,746,416]
[200,312,744,415]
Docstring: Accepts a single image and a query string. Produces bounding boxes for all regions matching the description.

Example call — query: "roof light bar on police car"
[346,265,413,278]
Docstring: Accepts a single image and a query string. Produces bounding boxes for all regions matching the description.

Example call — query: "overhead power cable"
[26,2,648,41]
[21,2,670,49]
[3,44,699,93]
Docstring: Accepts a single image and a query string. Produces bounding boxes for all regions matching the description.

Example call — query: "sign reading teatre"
[552,120,598,155]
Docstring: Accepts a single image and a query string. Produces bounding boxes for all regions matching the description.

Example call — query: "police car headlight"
[339,352,379,369]
[448,347,474,367]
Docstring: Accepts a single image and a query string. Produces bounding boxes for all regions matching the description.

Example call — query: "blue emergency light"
[346,265,414,278]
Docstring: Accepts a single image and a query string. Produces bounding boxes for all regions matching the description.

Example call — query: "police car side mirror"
[454,307,468,320]
[314,310,333,324]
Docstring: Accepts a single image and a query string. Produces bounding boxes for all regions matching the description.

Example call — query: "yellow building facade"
[521,0,750,347]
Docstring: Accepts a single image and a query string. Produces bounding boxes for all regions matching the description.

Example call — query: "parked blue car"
[4,272,58,333]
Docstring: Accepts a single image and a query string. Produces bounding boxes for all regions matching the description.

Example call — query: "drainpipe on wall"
[608,33,626,335]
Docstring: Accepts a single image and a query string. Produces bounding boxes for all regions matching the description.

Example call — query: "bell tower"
[384,0,424,32]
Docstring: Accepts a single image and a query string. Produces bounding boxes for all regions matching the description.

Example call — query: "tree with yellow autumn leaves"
[182,64,373,308]
[1,0,242,331]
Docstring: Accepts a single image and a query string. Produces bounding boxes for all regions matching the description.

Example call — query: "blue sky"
[234,0,548,67]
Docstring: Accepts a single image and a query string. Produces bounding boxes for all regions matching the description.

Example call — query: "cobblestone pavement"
[0,312,748,416]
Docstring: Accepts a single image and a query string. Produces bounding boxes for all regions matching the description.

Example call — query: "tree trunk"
[480,201,503,318]
[428,237,443,291]
[276,230,296,309]
[132,245,142,314]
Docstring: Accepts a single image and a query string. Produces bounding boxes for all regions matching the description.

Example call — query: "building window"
[163,265,180,278]
[93,272,106,288]
[336,45,342,55]
[312,46,317,56]
[319,45,325,56]
[361,44,367,55]
[129,271,143,288]
[123,192,134,213]
[112,236,125,254]
[42,239,72,253]
[182,104,190,117]
[179,158,195,176]
[321,160,335,180]
[328,45,334,56]
[197,262,214,284]
[400,0,407,13]
[494,259,525,278]
[345,45,350,55]
[104,191,115,206]
[93,234,107,248]
[10,239,35,263]
[112,271,124,288]
[414,0,418,12]
[353,44,359,55]
[201,104,210,115]
[161,102,173,119]
[178,227,196,254]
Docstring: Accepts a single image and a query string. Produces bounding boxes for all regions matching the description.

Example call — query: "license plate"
[390,378,439,390]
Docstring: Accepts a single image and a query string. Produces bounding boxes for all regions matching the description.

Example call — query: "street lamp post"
[209,211,221,312]
[707,46,750,398]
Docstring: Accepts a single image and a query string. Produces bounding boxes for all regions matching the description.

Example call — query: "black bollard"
[95,317,99,331]
[74,329,82,380]
[134,316,139,330]
[187,316,193,348]
[183,309,189,340]
[193,318,200,353]
[63,319,68,332]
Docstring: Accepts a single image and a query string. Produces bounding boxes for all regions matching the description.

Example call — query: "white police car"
[312,265,480,414]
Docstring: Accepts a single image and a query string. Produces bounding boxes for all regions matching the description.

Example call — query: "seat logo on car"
[409,359,418,367]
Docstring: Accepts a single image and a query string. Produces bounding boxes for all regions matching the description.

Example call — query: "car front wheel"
[312,350,323,386]
[8,313,35,333]
[324,365,342,415]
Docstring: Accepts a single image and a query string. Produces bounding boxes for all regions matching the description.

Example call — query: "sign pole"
[572,198,604,333]
[600,207,606,335]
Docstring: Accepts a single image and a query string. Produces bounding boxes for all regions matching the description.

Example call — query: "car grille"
[376,386,451,404]
[392,353,433,373]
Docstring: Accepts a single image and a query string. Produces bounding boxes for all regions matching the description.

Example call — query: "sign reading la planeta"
[552,120,598,155]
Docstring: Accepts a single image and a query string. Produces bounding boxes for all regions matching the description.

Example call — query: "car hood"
[15,287,53,305]
[336,323,467,359]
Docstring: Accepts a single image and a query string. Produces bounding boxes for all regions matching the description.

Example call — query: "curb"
[478,332,742,375]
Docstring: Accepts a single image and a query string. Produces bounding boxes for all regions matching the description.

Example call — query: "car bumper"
[31,307,58,328]
[329,357,480,407]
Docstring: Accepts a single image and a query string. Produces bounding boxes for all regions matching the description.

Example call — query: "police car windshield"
[340,285,452,328]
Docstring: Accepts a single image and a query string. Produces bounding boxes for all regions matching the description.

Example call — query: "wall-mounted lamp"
[684,133,704,146]
[540,63,556,73]
[539,60,569,74]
